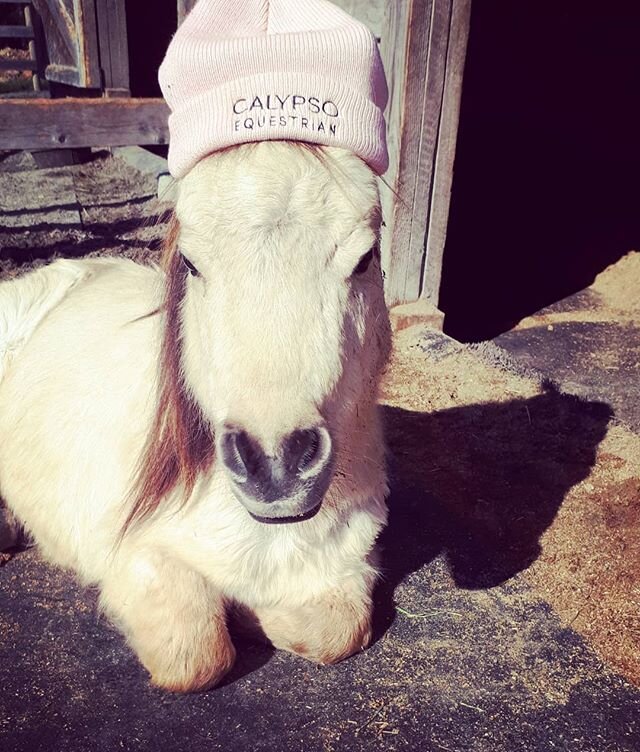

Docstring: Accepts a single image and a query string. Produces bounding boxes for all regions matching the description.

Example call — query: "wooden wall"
[330,1,384,40]
[333,0,471,310]
[0,0,471,312]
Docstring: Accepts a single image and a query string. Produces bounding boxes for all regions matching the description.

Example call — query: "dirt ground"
[1,151,639,751]
[382,299,640,686]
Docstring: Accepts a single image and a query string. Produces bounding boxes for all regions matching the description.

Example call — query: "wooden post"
[379,1,414,300]
[380,0,471,308]
[24,3,48,93]
[422,0,472,304]
[95,0,130,97]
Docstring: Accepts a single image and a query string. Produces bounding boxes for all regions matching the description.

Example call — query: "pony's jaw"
[246,503,322,525]
[227,478,330,524]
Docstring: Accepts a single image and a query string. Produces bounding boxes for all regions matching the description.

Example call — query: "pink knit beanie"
[159,0,389,178]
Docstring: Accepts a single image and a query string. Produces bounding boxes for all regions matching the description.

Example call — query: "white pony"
[0,142,391,691]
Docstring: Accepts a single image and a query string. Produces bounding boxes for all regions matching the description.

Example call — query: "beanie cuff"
[167,72,388,178]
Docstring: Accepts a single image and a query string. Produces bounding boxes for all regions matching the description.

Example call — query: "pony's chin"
[248,502,322,525]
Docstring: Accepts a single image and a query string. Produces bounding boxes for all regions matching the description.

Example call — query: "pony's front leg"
[254,572,376,665]
[100,549,235,692]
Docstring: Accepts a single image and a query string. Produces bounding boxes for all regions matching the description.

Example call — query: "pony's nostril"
[221,430,261,482]
[298,430,320,469]
[234,430,261,475]
[222,425,331,501]
[284,427,330,476]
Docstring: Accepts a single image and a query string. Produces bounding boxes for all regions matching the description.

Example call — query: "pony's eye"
[180,253,200,277]
[352,249,374,276]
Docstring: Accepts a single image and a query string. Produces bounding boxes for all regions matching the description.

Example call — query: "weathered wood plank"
[0,98,170,150]
[422,0,472,304]
[32,0,101,88]
[384,0,450,305]
[381,0,470,307]
[379,0,412,287]
[95,0,130,96]
[72,0,100,88]
[0,25,34,38]
[399,0,451,301]
[0,88,50,98]
[0,58,36,71]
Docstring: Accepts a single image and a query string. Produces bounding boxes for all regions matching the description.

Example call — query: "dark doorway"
[125,0,177,98]
[439,0,640,342]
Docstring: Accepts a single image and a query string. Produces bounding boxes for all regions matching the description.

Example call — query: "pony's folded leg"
[254,571,376,666]
[100,549,235,692]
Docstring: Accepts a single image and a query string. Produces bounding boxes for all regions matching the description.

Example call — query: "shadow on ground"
[3,388,636,752]
[372,388,612,638]
[0,214,169,262]
[220,387,612,661]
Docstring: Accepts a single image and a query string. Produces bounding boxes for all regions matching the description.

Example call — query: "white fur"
[0,260,88,381]
[0,143,391,690]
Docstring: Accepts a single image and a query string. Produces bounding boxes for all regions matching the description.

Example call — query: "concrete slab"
[0,153,168,274]
[1,508,639,752]
[112,146,169,182]
[112,146,178,203]
[157,172,179,203]
[0,169,81,230]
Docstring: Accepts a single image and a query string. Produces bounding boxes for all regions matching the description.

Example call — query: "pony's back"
[0,258,163,579]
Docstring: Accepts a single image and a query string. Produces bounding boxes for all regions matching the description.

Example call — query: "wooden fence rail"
[0,97,170,150]
[0,24,34,38]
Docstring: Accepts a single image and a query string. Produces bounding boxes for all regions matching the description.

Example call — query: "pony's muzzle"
[220,424,333,521]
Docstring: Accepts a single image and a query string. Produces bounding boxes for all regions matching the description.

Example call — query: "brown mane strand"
[122,214,215,535]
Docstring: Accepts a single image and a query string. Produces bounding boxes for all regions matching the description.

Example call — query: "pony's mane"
[122,214,215,534]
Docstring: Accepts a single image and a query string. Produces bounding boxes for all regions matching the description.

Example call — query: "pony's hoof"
[146,638,237,693]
